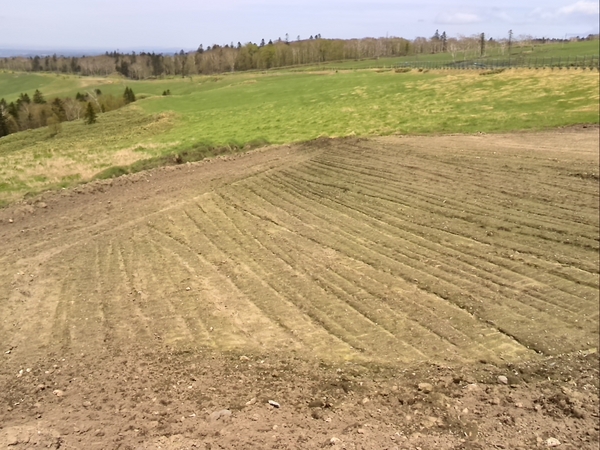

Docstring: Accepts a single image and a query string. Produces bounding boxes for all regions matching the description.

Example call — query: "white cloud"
[558,1,599,16]
[491,10,514,22]
[435,12,482,24]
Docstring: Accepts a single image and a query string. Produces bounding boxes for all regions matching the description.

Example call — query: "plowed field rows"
[1,130,598,368]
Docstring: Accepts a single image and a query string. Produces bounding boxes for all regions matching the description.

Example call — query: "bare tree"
[63,98,83,121]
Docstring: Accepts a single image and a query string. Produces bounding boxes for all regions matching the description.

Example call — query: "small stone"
[362,397,370,404]
[465,383,479,391]
[490,397,501,405]
[53,389,64,397]
[186,287,191,291]
[357,428,366,434]
[268,400,280,408]
[330,437,341,445]
[311,409,324,420]
[246,397,256,406]
[209,409,232,421]
[8,219,13,223]
[82,401,92,408]
[515,402,523,408]
[546,437,561,447]
[240,355,250,361]
[418,383,433,393]
[498,376,508,385]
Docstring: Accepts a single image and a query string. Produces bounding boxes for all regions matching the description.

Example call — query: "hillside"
[1,68,598,206]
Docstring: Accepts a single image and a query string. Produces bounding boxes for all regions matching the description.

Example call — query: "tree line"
[0,87,136,138]
[2,32,587,79]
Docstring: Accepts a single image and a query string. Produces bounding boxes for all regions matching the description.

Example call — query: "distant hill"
[0,47,194,58]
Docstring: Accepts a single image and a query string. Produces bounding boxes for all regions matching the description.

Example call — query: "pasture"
[0,68,598,205]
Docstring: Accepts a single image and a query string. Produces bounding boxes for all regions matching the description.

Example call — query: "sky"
[1,0,598,53]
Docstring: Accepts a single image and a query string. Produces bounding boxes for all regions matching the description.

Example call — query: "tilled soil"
[0,129,598,449]
[0,348,598,449]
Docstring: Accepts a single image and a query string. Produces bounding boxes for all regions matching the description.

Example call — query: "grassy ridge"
[0,67,598,205]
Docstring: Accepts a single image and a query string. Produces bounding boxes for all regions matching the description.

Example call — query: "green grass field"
[293,40,600,70]
[0,65,599,206]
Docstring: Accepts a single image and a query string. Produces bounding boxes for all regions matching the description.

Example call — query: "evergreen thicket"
[0,88,130,138]
[123,87,136,104]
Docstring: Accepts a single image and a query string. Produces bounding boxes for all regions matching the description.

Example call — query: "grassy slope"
[0,68,598,205]
[140,69,599,146]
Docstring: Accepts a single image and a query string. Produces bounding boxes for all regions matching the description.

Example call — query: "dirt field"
[0,129,598,449]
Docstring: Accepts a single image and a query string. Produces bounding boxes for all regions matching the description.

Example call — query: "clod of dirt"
[311,409,324,420]
[418,382,433,393]
[308,400,325,408]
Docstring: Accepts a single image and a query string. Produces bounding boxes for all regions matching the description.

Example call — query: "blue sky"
[1,0,598,51]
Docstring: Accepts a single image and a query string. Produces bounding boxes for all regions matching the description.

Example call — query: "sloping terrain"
[0,129,598,449]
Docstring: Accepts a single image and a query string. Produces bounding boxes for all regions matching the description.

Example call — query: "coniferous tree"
[123,87,136,104]
[18,93,31,104]
[0,111,9,138]
[7,102,19,119]
[51,98,67,122]
[84,102,97,124]
[33,89,46,104]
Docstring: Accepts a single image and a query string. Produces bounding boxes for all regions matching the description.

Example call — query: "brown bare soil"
[0,129,598,449]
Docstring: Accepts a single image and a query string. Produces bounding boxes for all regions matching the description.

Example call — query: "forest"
[2,32,593,79]
[0,87,136,137]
